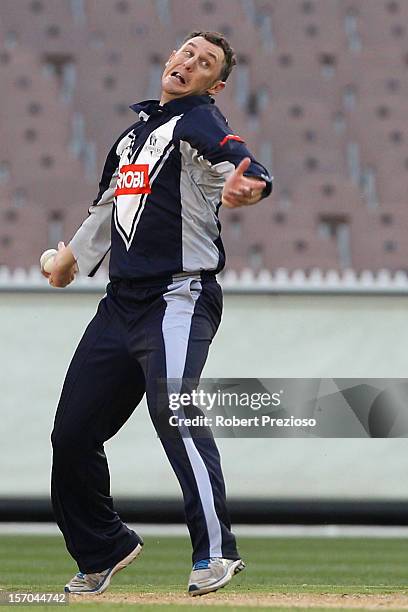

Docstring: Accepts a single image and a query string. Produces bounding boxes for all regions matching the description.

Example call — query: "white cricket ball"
[40,248,58,274]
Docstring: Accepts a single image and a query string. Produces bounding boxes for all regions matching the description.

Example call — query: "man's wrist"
[56,245,76,270]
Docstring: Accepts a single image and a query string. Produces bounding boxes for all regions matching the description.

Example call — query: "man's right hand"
[47,242,78,288]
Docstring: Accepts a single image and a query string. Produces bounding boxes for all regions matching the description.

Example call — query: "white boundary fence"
[2,266,408,294]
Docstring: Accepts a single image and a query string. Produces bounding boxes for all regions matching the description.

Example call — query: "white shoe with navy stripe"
[64,541,143,595]
[188,557,246,596]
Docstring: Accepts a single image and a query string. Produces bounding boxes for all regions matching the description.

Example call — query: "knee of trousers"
[51,425,94,457]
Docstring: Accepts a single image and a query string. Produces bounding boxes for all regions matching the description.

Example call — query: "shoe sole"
[66,541,144,595]
[188,559,246,597]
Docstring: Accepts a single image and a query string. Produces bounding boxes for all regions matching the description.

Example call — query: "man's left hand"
[222,157,266,208]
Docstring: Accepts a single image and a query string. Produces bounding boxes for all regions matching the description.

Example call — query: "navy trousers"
[51,276,239,573]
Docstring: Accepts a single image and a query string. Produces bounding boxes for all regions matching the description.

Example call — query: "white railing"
[1,266,408,294]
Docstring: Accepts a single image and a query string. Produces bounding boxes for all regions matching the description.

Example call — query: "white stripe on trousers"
[162,278,223,558]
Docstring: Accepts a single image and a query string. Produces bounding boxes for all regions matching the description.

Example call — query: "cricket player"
[47,31,272,596]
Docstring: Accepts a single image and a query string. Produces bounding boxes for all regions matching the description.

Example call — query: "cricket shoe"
[188,557,246,596]
[64,539,143,595]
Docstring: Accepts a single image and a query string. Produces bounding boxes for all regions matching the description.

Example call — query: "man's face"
[161,36,226,103]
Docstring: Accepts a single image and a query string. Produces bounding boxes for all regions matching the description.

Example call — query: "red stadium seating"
[1,0,407,272]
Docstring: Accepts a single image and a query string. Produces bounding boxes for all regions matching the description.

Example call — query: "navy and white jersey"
[70,94,272,282]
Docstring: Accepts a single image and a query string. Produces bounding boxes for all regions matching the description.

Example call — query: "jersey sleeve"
[69,125,134,277]
[174,104,273,199]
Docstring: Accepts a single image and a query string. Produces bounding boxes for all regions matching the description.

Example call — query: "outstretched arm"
[175,105,272,206]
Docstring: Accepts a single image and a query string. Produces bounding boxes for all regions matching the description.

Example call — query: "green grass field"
[1,534,408,610]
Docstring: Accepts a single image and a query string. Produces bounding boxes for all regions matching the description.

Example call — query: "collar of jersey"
[130,94,214,120]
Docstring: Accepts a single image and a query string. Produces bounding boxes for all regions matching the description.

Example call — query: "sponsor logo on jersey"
[115,164,151,196]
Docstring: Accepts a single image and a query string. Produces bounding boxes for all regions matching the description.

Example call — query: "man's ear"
[207,80,226,96]
[165,50,177,66]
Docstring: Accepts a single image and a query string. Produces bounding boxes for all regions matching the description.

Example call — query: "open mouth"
[171,71,186,85]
